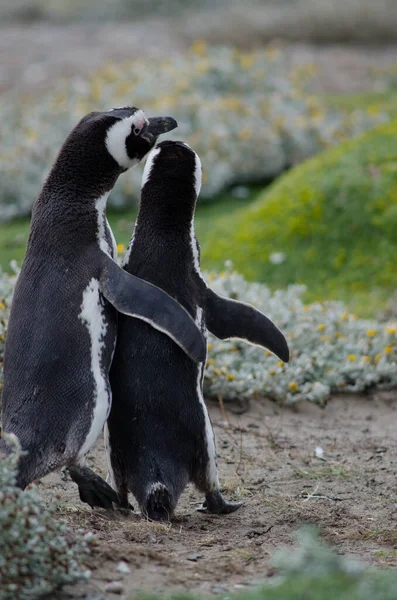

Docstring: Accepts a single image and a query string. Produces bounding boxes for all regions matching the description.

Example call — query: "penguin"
[0,109,206,510]
[105,140,290,521]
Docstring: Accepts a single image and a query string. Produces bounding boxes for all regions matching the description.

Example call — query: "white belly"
[77,277,111,461]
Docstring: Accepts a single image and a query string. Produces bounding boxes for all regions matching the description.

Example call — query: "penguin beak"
[146,116,178,137]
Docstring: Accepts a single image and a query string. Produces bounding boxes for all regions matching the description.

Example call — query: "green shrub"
[0,435,92,599]
[0,45,383,220]
[202,120,397,311]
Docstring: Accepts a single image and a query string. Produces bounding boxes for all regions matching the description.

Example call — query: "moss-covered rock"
[202,120,397,312]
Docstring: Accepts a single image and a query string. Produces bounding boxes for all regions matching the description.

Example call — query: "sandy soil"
[33,392,397,599]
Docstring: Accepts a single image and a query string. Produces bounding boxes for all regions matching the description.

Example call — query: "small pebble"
[105,581,124,595]
[116,560,131,574]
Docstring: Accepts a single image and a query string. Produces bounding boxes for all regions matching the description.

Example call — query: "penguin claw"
[67,465,129,510]
[197,500,242,514]
[199,490,243,515]
[215,500,243,515]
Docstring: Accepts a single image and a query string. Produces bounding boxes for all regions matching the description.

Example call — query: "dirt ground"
[33,392,397,599]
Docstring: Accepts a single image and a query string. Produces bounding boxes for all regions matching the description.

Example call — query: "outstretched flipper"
[205,288,289,363]
[197,491,242,515]
[68,465,127,510]
[99,253,206,363]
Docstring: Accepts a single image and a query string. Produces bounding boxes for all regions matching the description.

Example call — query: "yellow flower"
[264,350,272,356]
[196,60,210,74]
[348,354,356,362]
[0,303,4,310]
[213,368,220,376]
[335,332,344,339]
[367,105,379,116]
[117,243,125,253]
[269,369,276,376]
[238,128,253,141]
[227,374,235,381]
[239,54,255,70]
[190,39,207,57]
[277,361,284,368]
[340,312,349,321]
[384,345,393,354]
[207,343,212,351]
[208,273,215,281]
[264,46,280,60]
[366,329,377,337]
[288,381,298,392]
[206,358,216,366]
[317,324,326,331]
[385,326,397,335]
[374,353,383,364]
[362,356,371,362]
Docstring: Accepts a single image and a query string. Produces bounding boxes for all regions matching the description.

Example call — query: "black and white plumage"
[106,140,290,521]
[0,109,206,508]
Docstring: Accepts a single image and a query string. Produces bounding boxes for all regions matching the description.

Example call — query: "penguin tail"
[143,482,174,522]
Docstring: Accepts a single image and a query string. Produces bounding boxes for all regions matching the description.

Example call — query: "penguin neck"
[136,186,196,238]
[42,154,121,205]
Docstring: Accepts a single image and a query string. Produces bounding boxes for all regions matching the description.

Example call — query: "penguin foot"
[68,465,128,510]
[144,483,173,522]
[197,491,242,515]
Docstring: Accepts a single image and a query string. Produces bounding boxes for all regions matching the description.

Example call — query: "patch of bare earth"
[33,392,397,599]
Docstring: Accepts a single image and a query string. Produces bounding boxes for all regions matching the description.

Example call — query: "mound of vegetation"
[202,120,397,313]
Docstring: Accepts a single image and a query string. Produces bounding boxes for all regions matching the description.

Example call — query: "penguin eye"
[133,127,142,136]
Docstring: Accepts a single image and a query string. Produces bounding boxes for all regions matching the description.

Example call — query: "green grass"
[0,189,260,272]
[201,119,397,317]
[323,89,397,120]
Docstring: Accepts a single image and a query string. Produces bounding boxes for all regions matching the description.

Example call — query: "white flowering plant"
[0,434,92,599]
[1,265,396,408]
[0,45,385,221]
[204,266,397,406]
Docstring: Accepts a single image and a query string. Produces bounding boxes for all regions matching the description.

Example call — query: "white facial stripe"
[105,110,148,169]
[121,217,138,267]
[193,151,202,197]
[195,307,219,490]
[107,220,118,261]
[96,193,116,259]
[141,147,161,190]
[77,278,111,460]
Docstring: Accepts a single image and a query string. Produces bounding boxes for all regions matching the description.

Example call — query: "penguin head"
[141,140,202,200]
[105,107,178,169]
[68,107,178,172]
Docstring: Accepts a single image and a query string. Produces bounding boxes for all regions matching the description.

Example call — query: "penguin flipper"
[99,253,206,363]
[68,465,125,510]
[205,288,289,363]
